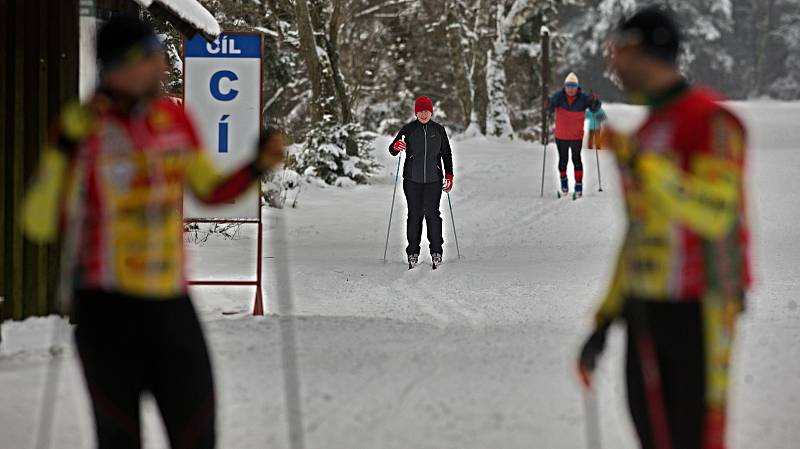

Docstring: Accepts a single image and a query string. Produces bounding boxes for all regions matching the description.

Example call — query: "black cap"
[614,6,681,64]
[97,15,162,70]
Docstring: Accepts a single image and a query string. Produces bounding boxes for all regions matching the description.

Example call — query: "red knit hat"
[414,96,433,114]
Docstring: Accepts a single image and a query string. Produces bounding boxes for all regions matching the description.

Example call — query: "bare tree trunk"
[305,0,345,126]
[443,0,473,127]
[486,0,530,138]
[486,0,514,139]
[754,0,775,96]
[293,0,325,122]
[469,0,492,135]
[325,0,352,125]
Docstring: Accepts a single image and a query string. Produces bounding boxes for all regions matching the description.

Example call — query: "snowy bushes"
[184,222,242,244]
[288,120,380,186]
[262,169,302,209]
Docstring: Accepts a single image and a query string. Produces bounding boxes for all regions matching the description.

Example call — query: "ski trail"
[302,283,452,444]
[418,266,487,327]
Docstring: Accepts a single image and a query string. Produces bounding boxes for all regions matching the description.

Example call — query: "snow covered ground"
[2,102,800,448]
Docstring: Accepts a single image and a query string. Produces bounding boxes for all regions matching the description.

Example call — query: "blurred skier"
[577,7,750,449]
[586,106,608,150]
[546,72,602,198]
[20,16,285,449]
[388,96,454,268]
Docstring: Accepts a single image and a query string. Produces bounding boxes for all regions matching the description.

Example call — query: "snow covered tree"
[731,0,800,99]
[485,0,519,139]
[561,0,735,98]
[560,0,800,101]
[443,0,489,135]
[671,0,735,82]
[486,0,565,139]
[262,0,381,184]
[290,119,379,185]
[486,0,560,139]
[352,0,421,134]
[769,1,800,99]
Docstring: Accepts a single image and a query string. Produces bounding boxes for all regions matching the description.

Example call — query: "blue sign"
[185,34,262,58]
[184,31,263,219]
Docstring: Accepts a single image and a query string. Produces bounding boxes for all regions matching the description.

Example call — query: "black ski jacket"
[389,119,453,184]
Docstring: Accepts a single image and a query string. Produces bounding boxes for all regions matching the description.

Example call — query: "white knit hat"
[564,72,579,87]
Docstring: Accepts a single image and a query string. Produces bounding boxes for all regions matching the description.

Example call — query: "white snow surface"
[2,102,800,448]
[134,0,221,38]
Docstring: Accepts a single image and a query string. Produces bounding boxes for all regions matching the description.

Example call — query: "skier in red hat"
[388,96,454,268]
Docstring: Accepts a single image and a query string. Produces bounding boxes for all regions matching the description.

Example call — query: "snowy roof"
[134,0,221,40]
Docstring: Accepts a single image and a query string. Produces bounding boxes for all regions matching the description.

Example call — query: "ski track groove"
[483,195,568,242]
[303,279,450,444]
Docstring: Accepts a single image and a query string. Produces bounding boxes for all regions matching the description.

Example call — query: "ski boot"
[573,182,583,200]
[408,254,419,270]
[431,253,443,270]
[557,176,569,199]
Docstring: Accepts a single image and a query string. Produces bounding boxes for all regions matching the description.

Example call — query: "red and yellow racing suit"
[21,94,261,300]
[597,83,750,449]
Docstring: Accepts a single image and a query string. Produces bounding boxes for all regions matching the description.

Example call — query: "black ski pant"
[403,179,443,256]
[74,290,216,449]
[624,300,705,449]
[556,139,583,181]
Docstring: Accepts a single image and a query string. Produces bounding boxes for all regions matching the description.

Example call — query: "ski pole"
[383,136,404,263]
[540,113,548,197]
[583,389,602,449]
[595,147,603,192]
[34,316,70,449]
[272,209,307,449]
[589,89,603,193]
[446,192,461,259]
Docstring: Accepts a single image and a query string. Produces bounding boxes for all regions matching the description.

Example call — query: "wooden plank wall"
[0,0,79,320]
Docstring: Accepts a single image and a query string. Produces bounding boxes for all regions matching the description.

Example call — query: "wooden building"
[0,0,218,322]
[1,0,80,320]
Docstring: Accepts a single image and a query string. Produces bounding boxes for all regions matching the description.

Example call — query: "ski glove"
[393,140,406,152]
[442,174,454,193]
[253,128,287,174]
[590,94,601,111]
[577,320,612,389]
[53,102,94,156]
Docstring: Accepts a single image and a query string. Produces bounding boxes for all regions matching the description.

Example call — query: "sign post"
[183,33,266,315]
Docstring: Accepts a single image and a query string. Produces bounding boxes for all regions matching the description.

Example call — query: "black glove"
[252,127,287,174]
[577,320,612,387]
[590,94,600,110]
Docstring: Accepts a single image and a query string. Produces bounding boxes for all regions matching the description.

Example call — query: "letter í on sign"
[218,114,230,153]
